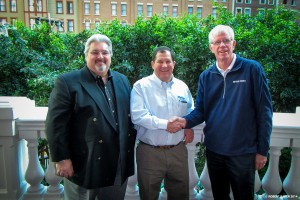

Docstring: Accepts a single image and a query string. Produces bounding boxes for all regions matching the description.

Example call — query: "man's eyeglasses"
[211,39,232,46]
[90,50,110,56]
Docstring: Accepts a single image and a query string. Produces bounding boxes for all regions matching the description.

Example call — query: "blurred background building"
[0,0,299,33]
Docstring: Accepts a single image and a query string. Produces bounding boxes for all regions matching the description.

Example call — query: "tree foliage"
[0,6,299,112]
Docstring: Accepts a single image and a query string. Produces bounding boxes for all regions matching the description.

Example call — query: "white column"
[125,143,139,200]
[198,162,213,200]
[186,141,201,200]
[22,138,46,200]
[283,147,300,198]
[159,186,167,200]
[44,158,64,200]
[261,146,282,199]
[254,170,262,200]
[0,97,35,200]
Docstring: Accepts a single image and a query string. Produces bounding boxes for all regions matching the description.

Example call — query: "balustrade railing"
[0,96,299,200]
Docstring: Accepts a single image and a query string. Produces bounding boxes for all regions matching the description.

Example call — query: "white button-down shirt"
[130,73,194,146]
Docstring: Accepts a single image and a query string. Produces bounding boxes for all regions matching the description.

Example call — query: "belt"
[139,141,181,150]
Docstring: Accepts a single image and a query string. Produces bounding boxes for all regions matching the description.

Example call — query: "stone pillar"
[125,142,139,200]
[261,146,282,199]
[0,97,35,200]
[283,148,300,199]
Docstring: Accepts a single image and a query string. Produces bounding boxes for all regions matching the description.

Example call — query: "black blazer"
[46,66,136,189]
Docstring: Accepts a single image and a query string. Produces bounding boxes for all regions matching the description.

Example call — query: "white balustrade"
[261,147,283,199]
[283,148,300,199]
[22,138,46,199]
[0,96,299,200]
[44,158,64,200]
[125,143,139,200]
[186,129,203,200]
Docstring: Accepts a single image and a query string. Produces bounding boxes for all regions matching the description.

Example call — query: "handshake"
[166,116,186,133]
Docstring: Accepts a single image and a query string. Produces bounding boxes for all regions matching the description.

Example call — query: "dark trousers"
[63,158,127,200]
[206,149,256,200]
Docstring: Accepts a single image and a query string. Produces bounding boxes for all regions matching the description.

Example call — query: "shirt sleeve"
[184,73,205,129]
[252,63,273,156]
[130,82,168,130]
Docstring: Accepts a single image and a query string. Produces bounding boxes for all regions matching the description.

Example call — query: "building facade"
[0,0,299,33]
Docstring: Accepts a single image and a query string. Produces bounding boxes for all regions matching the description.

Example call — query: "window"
[0,18,7,25]
[244,8,251,16]
[37,0,42,12]
[57,1,63,14]
[85,21,90,30]
[0,0,5,12]
[121,4,127,16]
[67,2,73,14]
[137,4,143,16]
[10,0,17,12]
[30,18,35,29]
[245,0,251,4]
[163,5,168,15]
[212,7,217,18]
[11,18,17,25]
[94,3,100,15]
[258,8,265,14]
[172,5,178,17]
[260,0,266,4]
[28,0,34,11]
[67,20,74,32]
[291,0,296,5]
[57,20,64,32]
[236,0,243,3]
[222,0,227,2]
[188,6,193,15]
[197,6,202,18]
[147,5,152,17]
[121,21,127,27]
[111,3,117,16]
[84,3,90,15]
[268,0,274,4]
[236,7,242,14]
[95,20,101,28]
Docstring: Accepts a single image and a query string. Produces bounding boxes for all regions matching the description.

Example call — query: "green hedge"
[0,5,299,112]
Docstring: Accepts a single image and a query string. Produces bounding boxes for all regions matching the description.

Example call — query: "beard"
[95,64,107,73]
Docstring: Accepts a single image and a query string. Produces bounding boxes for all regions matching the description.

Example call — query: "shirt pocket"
[177,98,188,117]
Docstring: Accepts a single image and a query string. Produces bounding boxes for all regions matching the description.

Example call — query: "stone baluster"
[125,174,139,200]
[159,186,167,200]
[125,142,139,200]
[254,170,262,200]
[22,138,46,199]
[44,156,64,200]
[283,147,300,199]
[187,141,201,199]
[198,162,213,200]
[261,146,282,199]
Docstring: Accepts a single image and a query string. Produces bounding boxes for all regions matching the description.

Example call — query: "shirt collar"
[216,53,236,75]
[152,73,174,88]
[88,68,113,81]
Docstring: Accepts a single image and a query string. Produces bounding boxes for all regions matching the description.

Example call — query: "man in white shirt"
[130,46,194,200]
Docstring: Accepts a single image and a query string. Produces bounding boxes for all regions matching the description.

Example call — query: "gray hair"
[84,34,113,58]
[208,25,235,44]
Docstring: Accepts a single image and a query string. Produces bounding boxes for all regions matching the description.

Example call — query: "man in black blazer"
[46,34,136,200]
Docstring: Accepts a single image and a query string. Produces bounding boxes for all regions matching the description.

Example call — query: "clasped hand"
[166,116,186,133]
